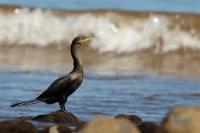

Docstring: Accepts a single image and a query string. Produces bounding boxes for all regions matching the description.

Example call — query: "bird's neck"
[71,44,83,72]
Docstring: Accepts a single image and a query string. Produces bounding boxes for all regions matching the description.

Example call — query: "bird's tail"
[11,99,41,107]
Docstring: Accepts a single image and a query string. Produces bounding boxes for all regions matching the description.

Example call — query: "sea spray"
[0,8,200,53]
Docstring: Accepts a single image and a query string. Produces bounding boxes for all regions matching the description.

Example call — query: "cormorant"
[11,36,92,111]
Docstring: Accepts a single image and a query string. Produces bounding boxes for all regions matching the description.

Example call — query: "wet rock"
[16,116,34,121]
[115,114,143,126]
[79,116,140,133]
[42,124,72,133]
[138,121,159,133]
[160,106,200,133]
[32,110,79,125]
[0,119,37,133]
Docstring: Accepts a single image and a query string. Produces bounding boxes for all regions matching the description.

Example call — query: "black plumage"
[11,36,92,111]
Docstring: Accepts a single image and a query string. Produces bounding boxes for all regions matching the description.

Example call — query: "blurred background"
[0,0,199,124]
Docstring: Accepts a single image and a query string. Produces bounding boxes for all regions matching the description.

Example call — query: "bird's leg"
[59,96,68,112]
[59,102,66,112]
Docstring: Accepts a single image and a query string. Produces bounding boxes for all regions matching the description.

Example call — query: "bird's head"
[72,36,92,46]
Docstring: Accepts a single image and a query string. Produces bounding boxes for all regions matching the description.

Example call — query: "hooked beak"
[79,36,93,45]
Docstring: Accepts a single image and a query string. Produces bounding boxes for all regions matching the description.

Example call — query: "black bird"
[11,36,92,111]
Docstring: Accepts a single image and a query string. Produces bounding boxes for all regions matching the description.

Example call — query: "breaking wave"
[0,7,200,54]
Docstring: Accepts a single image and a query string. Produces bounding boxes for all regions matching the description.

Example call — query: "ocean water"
[0,0,199,126]
[0,0,200,13]
[0,70,200,122]
[0,7,200,54]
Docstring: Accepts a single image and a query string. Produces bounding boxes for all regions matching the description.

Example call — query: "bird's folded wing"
[36,75,73,99]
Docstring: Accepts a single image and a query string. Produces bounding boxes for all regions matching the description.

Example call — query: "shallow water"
[0,70,199,123]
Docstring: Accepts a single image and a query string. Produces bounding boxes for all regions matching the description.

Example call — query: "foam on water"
[0,8,200,53]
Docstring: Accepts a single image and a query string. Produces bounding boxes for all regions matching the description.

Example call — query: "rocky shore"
[0,106,199,133]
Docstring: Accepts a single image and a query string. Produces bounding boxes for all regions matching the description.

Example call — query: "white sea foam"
[0,8,200,53]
